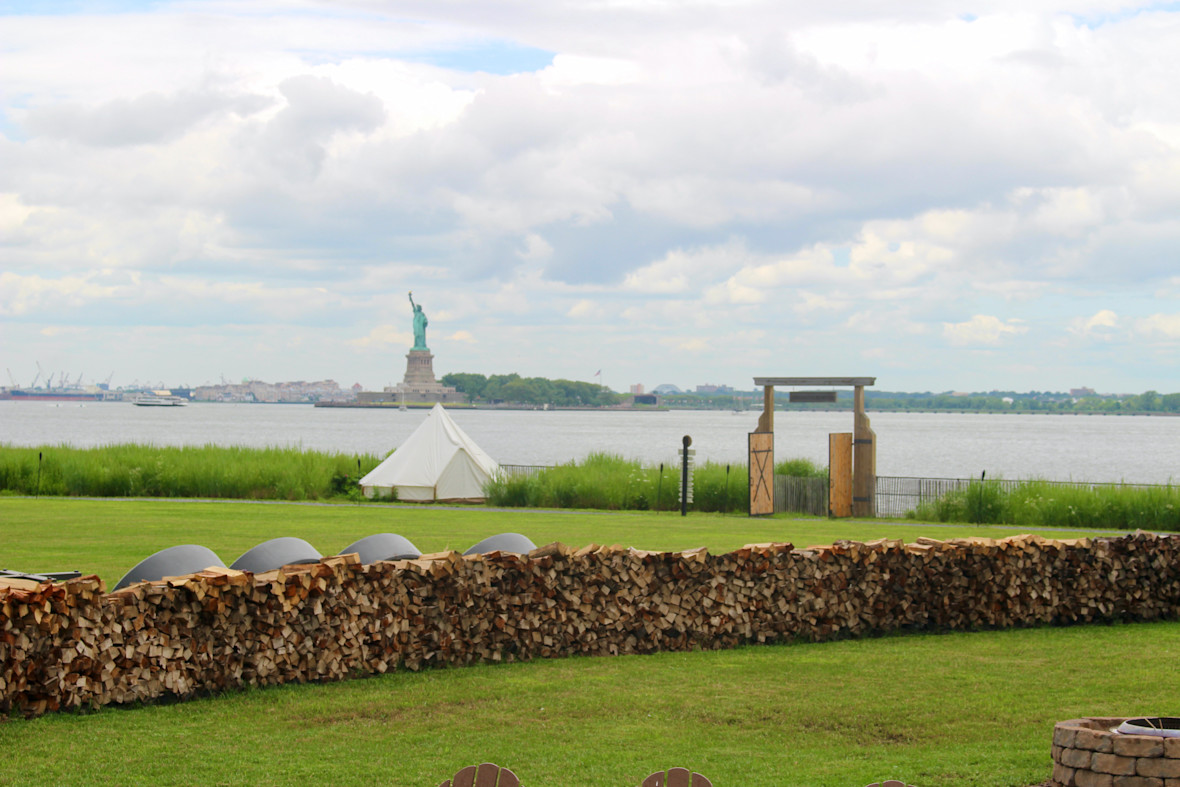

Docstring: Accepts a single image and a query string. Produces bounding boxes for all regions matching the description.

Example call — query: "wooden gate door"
[748,431,774,516]
[829,432,853,518]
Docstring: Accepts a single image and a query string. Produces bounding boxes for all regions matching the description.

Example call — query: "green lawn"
[1,498,1175,786]
[0,497,1150,587]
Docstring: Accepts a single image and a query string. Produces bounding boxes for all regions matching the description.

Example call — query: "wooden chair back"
[438,763,521,787]
[641,767,713,787]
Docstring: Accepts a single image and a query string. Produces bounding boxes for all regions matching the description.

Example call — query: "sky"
[1,1,1179,394]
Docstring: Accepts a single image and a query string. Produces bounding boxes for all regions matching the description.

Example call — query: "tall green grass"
[485,454,825,513]
[0,444,382,501]
[913,479,1180,530]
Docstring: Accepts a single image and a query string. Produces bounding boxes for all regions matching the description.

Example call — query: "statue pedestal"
[403,349,437,386]
[361,349,462,405]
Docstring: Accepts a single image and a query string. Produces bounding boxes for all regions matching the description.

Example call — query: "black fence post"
[724,464,731,514]
[657,463,664,513]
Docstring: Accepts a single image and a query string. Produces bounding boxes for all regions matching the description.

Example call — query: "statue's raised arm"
[409,291,428,351]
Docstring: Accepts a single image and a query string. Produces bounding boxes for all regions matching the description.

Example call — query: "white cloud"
[348,325,412,349]
[1069,309,1120,338]
[1134,313,1180,341]
[3,2,1180,391]
[942,315,1029,346]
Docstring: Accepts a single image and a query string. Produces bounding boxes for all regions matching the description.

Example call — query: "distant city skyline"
[3,2,1179,393]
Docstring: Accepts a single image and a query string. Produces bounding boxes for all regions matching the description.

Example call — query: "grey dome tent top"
[463,532,537,556]
[230,537,322,573]
[339,533,421,564]
[114,544,225,592]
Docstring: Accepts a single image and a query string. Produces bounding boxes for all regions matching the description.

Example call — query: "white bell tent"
[359,404,500,502]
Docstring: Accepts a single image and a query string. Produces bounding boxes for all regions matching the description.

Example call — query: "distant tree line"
[441,373,623,407]
[660,389,1180,414]
[438,377,1180,413]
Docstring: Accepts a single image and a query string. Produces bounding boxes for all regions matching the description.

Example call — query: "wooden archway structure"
[749,377,876,517]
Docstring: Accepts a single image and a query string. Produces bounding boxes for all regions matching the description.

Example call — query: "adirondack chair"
[641,767,713,787]
[438,763,520,787]
[864,781,916,787]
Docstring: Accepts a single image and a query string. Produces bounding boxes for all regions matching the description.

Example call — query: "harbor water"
[0,401,1176,485]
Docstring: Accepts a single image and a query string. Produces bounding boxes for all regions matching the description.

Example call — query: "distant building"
[630,383,645,394]
[652,384,682,395]
[193,379,352,403]
[1070,387,1097,397]
[696,383,734,394]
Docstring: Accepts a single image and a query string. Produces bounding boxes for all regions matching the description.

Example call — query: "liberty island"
[353,291,462,406]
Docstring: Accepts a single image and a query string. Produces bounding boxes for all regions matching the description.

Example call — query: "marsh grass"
[0,444,382,501]
[485,454,826,513]
[914,478,1180,529]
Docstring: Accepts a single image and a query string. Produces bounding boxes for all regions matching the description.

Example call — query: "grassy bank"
[486,453,825,513]
[1,498,1175,786]
[0,444,381,501]
[913,478,1180,530]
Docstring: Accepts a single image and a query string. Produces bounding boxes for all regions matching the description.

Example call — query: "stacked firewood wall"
[2,533,1179,717]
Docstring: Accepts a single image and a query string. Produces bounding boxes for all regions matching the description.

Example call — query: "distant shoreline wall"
[2,533,1179,717]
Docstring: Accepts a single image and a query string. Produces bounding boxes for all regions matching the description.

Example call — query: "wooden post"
[828,432,853,518]
[749,384,775,516]
[852,385,876,517]
[756,384,774,434]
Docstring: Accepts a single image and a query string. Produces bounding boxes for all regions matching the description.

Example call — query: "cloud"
[348,325,412,349]
[24,89,270,147]
[942,315,1029,346]
[3,2,1180,391]
[1069,309,1120,338]
[1134,314,1180,341]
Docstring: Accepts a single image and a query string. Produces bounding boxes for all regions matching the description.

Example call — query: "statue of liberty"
[408,291,428,351]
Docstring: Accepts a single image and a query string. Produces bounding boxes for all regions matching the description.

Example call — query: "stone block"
[1078,728,1116,752]
[1064,748,1096,768]
[1114,736,1165,758]
[1054,723,1084,748]
[1112,776,1162,787]
[1054,762,1077,784]
[1075,770,1114,787]
[1139,759,1180,779]
[1092,753,1138,776]
[1164,739,1180,759]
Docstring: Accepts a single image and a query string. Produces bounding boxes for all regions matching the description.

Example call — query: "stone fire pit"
[1052,717,1180,786]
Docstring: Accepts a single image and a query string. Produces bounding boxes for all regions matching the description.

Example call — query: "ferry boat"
[131,391,188,407]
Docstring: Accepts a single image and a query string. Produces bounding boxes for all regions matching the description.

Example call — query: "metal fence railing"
[497,464,553,478]
[872,475,1173,519]
[495,466,1171,518]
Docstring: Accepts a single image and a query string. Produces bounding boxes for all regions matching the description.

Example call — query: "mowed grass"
[0,497,1150,586]
[3,623,1177,786]
[2,498,1177,786]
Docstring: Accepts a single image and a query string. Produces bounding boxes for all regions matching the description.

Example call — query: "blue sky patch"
[0,0,163,14]
[407,40,555,75]
[1070,1,1180,28]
